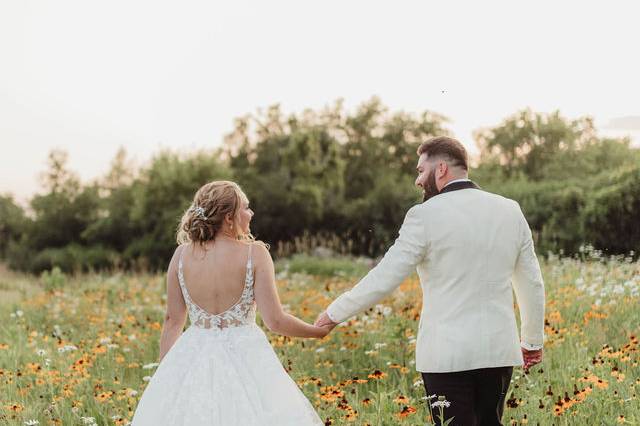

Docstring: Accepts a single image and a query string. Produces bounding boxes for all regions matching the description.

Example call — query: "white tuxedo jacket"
[327,184,545,373]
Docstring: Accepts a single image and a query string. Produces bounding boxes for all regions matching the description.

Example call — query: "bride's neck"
[216,232,238,242]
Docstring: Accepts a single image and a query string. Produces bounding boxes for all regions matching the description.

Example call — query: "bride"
[131,181,327,425]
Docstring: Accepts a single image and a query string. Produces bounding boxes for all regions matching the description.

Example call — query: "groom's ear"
[437,160,448,178]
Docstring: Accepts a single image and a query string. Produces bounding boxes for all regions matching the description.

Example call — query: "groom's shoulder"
[480,190,524,216]
[480,189,521,207]
[481,188,518,203]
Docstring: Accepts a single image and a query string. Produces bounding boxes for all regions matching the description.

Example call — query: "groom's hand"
[314,311,338,332]
[522,347,543,371]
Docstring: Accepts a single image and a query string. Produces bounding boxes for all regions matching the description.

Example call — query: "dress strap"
[178,244,186,270]
[176,244,193,307]
[246,243,253,269]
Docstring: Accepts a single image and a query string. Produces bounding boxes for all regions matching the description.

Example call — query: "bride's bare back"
[180,239,251,315]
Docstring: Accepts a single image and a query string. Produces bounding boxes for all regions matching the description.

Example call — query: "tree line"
[1,98,638,273]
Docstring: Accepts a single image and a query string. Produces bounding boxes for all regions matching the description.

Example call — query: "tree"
[583,165,640,254]
[225,98,449,255]
[28,150,100,250]
[227,104,345,243]
[475,109,596,180]
[82,148,138,253]
[126,149,233,269]
[0,194,26,258]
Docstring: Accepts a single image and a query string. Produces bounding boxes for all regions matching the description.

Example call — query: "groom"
[315,136,545,425]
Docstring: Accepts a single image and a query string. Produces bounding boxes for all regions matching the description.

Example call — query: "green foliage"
[3,100,639,272]
[0,194,26,257]
[480,178,589,254]
[583,166,640,254]
[475,109,638,181]
[127,149,233,269]
[82,148,138,252]
[226,98,446,255]
[30,244,119,274]
[39,266,66,291]
[5,147,232,272]
[228,106,345,241]
[475,109,639,256]
[276,254,372,278]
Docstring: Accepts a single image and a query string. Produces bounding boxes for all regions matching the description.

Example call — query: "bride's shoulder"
[247,240,272,264]
[166,243,189,273]
[175,243,190,257]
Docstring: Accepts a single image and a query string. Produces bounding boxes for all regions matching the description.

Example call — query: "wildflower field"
[1,251,639,425]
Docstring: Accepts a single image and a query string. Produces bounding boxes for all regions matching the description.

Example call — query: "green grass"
[275,254,373,278]
[0,254,639,425]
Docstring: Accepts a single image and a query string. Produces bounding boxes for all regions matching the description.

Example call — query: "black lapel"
[438,180,480,195]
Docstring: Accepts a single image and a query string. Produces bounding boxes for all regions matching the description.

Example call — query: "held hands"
[521,347,543,371]
[312,323,334,338]
[313,311,338,337]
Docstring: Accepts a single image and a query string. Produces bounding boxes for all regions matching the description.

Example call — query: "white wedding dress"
[131,244,324,425]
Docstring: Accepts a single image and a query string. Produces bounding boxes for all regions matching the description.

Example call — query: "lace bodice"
[177,244,256,330]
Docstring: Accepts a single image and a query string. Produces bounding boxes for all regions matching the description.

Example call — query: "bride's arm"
[159,245,188,362]
[253,244,329,338]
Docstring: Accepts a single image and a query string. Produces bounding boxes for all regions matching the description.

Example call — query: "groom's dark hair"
[417,136,468,171]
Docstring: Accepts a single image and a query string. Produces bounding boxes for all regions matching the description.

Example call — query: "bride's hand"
[312,324,333,338]
[314,311,338,329]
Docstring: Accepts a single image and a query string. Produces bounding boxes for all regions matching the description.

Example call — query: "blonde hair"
[176,181,254,246]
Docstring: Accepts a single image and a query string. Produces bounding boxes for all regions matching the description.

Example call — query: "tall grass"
[0,251,638,425]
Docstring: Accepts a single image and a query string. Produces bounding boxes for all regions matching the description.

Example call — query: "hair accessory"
[189,205,208,220]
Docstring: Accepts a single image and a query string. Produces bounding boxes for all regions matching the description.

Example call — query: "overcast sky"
[2,0,639,203]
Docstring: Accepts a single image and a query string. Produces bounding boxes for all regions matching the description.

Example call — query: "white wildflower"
[413,379,424,387]
[24,420,39,425]
[315,347,326,353]
[99,337,112,345]
[431,400,451,408]
[142,362,159,369]
[36,348,46,356]
[58,344,78,353]
[142,376,152,382]
[16,310,24,317]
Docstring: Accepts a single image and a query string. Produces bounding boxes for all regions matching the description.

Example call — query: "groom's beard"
[422,170,439,202]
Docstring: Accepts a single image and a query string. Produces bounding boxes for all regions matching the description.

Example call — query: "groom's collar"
[443,178,471,188]
[438,179,480,195]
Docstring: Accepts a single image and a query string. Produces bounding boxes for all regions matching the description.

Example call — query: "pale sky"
[2,0,639,204]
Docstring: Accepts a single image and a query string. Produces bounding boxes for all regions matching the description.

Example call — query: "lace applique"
[177,244,256,330]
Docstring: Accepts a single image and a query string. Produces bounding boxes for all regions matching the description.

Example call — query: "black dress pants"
[422,366,513,426]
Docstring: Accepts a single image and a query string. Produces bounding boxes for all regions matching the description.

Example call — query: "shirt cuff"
[521,341,543,351]
[325,307,340,323]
